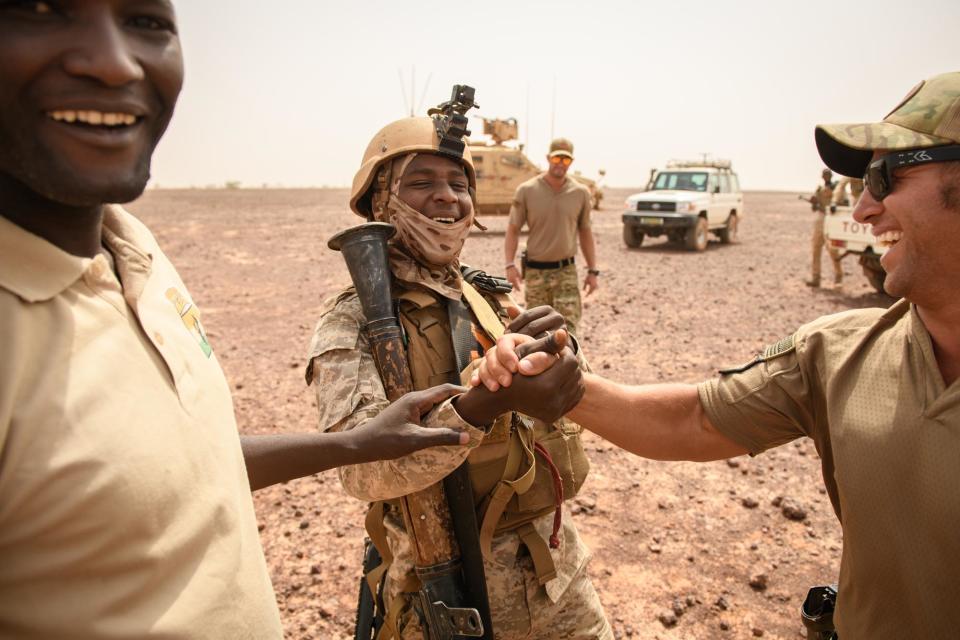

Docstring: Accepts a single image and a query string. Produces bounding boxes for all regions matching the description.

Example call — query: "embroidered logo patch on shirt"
[165,288,213,358]
[719,334,796,375]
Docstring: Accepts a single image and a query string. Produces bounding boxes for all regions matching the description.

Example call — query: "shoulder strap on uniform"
[460,280,505,341]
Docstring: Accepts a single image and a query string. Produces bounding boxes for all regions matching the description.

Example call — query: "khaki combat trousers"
[811,212,843,284]
[394,551,613,640]
[524,264,582,336]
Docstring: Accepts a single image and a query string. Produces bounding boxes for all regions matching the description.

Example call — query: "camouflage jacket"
[305,289,591,604]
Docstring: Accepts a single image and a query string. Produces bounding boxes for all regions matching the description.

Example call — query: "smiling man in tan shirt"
[0,2,467,638]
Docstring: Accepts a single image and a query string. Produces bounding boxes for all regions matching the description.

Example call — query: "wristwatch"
[505,264,518,271]
[587,268,601,276]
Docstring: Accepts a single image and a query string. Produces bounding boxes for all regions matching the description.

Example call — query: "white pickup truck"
[823,206,887,293]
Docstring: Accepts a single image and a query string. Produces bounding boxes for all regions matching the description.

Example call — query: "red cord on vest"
[534,442,563,549]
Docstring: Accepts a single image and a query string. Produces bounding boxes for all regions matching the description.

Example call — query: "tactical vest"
[380,274,590,584]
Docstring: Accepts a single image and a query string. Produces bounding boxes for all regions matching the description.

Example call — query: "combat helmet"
[350,85,479,217]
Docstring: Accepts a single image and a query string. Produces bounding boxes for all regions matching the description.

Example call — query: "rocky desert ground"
[128,187,893,640]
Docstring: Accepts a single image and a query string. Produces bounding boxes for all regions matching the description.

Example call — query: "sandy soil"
[128,187,893,640]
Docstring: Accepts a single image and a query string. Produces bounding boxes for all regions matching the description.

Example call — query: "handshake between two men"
[395,302,745,465]
[451,306,585,429]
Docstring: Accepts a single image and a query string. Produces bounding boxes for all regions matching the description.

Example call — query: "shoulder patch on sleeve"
[718,334,796,375]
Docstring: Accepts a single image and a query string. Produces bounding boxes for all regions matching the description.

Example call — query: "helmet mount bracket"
[429,84,478,160]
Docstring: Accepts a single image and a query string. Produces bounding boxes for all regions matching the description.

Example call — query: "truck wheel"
[685,217,708,251]
[718,213,738,244]
[623,225,644,248]
[864,266,886,293]
[859,252,887,293]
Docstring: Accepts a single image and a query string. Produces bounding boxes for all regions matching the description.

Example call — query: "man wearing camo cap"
[474,71,960,637]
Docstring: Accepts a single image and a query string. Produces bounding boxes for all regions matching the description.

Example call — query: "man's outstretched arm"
[241,384,469,491]
[567,374,748,462]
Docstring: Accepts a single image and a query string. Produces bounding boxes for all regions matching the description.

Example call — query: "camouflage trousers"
[524,264,582,337]
[393,553,613,640]
[811,212,843,284]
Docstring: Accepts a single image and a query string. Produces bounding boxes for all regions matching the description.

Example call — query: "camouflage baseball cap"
[815,71,960,177]
[548,137,574,158]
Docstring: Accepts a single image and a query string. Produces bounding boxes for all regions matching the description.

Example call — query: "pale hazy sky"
[151,0,960,192]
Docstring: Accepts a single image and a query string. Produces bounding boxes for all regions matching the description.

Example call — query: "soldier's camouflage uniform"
[306,292,612,640]
[810,180,843,286]
[524,263,582,337]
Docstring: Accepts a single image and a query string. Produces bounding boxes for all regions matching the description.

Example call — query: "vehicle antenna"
[550,75,557,140]
[416,73,433,116]
[525,81,531,148]
[397,68,411,116]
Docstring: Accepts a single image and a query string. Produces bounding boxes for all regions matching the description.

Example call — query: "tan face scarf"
[371,153,475,299]
[388,193,473,267]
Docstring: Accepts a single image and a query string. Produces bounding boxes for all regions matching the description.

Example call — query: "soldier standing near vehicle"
[306,98,611,639]
[806,168,844,287]
[831,176,864,208]
[475,71,960,639]
[503,138,599,337]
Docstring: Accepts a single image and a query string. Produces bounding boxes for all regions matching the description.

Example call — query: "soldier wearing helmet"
[306,92,613,639]
[806,167,844,287]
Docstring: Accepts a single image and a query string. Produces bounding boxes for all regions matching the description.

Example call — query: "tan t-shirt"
[508,175,592,262]
[0,208,283,639]
[698,299,960,638]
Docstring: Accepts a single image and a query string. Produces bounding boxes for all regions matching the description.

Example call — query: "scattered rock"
[752,627,764,637]
[657,610,678,628]
[781,499,807,521]
[749,573,769,591]
[726,458,740,468]
[741,497,759,509]
[571,495,597,515]
[715,596,730,611]
[299,520,310,530]
[671,598,686,616]
[719,620,730,631]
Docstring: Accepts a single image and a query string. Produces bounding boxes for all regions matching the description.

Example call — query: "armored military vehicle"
[469,117,603,215]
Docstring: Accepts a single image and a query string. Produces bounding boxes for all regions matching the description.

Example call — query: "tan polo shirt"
[508,174,592,262]
[0,208,282,639]
[698,299,960,638]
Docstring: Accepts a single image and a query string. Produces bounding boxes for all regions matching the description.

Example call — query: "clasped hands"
[453,306,584,427]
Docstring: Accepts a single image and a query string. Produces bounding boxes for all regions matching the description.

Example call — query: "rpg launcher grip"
[329,222,486,639]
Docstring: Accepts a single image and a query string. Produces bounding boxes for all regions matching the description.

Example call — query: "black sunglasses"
[863,144,960,201]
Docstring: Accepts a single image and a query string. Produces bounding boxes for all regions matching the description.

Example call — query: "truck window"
[719,174,730,193]
[653,171,708,192]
